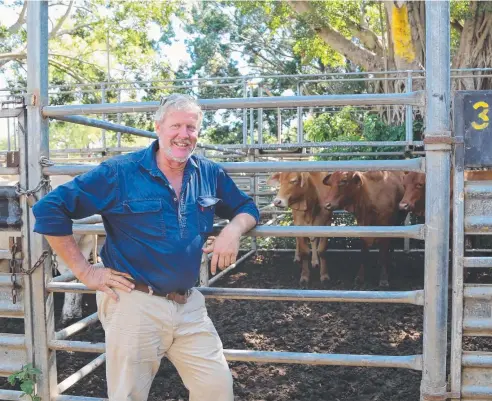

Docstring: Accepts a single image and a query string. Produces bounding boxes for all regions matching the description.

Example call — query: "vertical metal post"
[406,71,414,146]
[258,85,263,144]
[7,117,11,151]
[277,108,282,143]
[199,253,209,287]
[116,90,122,148]
[297,81,303,144]
[421,2,451,401]
[250,150,258,253]
[17,107,35,369]
[450,94,465,397]
[26,2,58,399]
[403,213,411,253]
[242,79,248,146]
[250,85,255,144]
[101,84,107,150]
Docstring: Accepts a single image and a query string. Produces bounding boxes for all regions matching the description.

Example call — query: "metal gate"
[0,1,460,401]
[451,91,492,400]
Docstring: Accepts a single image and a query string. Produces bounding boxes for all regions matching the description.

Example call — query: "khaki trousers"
[96,288,233,401]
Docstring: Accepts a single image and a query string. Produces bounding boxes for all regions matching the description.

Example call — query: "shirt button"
[173,197,178,202]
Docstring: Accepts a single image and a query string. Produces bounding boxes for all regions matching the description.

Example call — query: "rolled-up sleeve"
[33,162,118,236]
[215,167,260,224]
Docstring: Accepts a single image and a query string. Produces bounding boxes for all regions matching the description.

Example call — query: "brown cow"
[316,171,405,287]
[267,172,333,286]
[400,170,492,216]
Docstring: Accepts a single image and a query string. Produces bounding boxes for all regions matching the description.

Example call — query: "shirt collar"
[139,140,198,177]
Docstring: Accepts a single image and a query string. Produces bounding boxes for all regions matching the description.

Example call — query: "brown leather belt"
[132,283,191,304]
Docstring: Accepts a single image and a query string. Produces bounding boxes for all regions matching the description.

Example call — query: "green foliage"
[8,364,42,401]
[304,107,423,159]
[1,1,179,86]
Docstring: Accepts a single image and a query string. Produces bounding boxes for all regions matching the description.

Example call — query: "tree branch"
[0,52,27,61]
[56,22,97,37]
[48,52,107,73]
[287,0,384,71]
[49,0,75,39]
[47,58,87,83]
[8,1,27,34]
[451,19,463,34]
[343,19,384,56]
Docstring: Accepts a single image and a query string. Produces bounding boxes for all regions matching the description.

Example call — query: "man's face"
[155,109,200,163]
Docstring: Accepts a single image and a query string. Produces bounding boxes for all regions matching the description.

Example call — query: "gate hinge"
[423,133,462,145]
[421,391,460,400]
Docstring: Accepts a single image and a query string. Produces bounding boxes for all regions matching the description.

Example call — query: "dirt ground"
[2,125,492,401]
[1,248,492,401]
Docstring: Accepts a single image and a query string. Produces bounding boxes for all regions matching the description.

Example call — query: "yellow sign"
[471,101,489,130]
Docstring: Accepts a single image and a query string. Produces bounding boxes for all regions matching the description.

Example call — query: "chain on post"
[14,157,54,206]
[24,251,50,276]
[9,240,18,304]
[51,253,59,276]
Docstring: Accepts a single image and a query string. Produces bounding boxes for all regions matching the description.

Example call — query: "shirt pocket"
[120,199,165,239]
[197,196,220,235]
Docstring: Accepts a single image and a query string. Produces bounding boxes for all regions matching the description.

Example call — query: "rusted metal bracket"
[423,131,462,145]
[6,151,20,168]
[421,391,460,400]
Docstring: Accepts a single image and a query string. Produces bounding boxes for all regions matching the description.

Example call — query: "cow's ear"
[322,173,332,185]
[403,171,410,175]
[266,173,280,187]
[300,172,307,188]
[352,172,363,186]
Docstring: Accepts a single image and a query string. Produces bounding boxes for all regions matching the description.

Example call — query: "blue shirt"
[33,141,260,294]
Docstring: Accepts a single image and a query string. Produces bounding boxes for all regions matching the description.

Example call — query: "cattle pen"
[1,1,491,400]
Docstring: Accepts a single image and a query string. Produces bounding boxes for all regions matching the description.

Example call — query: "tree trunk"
[452,2,492,90]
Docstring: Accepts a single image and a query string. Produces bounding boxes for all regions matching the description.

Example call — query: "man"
[33,94,259,401]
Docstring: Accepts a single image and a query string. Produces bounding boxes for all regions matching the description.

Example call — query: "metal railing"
[0,3,453,401]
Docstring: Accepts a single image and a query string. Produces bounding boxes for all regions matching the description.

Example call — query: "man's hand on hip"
[79,265,135,301]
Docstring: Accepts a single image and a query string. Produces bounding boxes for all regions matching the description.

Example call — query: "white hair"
[154,94,203,129]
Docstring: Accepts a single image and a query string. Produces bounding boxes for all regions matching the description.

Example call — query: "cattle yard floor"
[2,250,492,401]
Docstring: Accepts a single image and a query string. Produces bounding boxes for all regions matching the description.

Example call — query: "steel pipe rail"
[0,389,25,400]
[51,271,77,282]
[72,223,425,239]
[217,140,424,150]
[42,91,424,117]
[465,216,492,234]
[0,167,19,175]
[73,215,103,224]
[198,288,424,305]
[0,275,23,287]
[46,283,424,305]
[208,249,256,286]
[462,351,492,367]
[55,396,107,401]
[55,312,99,340]
[464,181,492,199]
[57,354,106,394]
[0,334,26,349]
[463,257,492,268]
[224,350,423,370]
[52,116,246,156]
[53,115,157,139]
[48,340,422,370]
[462,385,492,399]
[43,157,424,177]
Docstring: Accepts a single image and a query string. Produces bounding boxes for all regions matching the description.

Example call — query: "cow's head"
[266,172,309,209]
[318,171,362,211]
[399,172,425,216]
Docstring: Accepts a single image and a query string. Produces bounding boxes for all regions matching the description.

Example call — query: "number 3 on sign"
[472,101,489,130]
